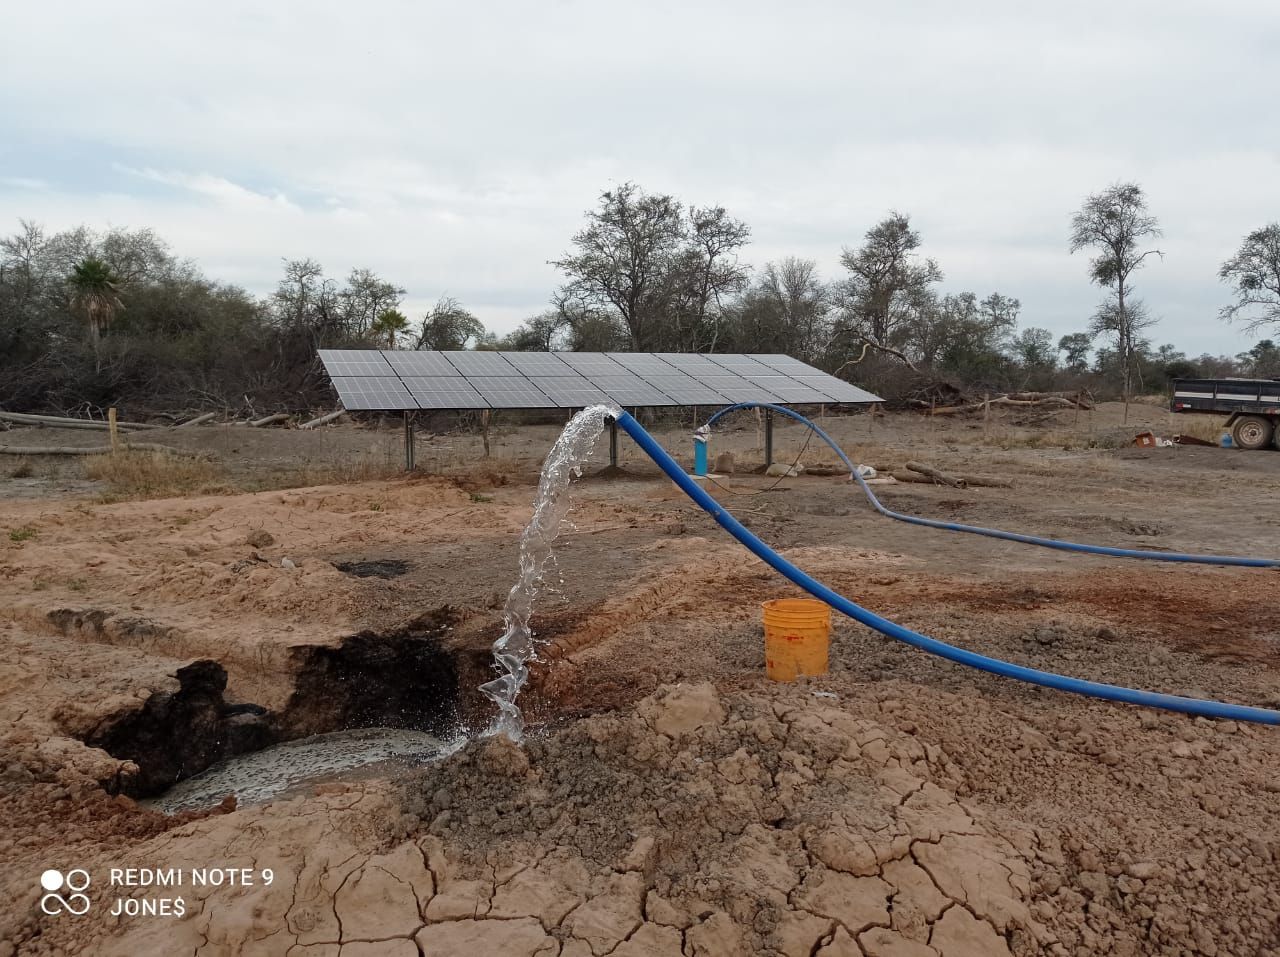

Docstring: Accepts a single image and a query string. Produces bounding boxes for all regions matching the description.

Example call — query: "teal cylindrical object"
[693,437,708,476]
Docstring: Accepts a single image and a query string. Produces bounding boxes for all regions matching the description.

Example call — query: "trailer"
[1170,377,1280,450]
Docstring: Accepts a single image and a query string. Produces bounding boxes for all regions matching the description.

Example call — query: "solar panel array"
[318,350,882,411]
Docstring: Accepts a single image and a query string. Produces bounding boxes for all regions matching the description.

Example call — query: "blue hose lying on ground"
[705,402,1280,569]
[614,409,1280,725]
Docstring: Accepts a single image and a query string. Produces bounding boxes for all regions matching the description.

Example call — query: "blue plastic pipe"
[614,410,1280,725]
[705,403,1280,569]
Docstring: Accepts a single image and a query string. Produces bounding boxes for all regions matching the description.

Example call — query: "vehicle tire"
[1273,420,1280,451]
[1231,415,1274,450]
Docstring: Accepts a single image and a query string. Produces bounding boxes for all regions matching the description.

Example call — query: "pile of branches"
[906,389,1094,416]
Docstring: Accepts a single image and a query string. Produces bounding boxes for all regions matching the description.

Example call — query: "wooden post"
[107,408,120,456]
[983,393,990,435]
[764,408,774,468]
[403,411,415,471]
[481,409,491,458]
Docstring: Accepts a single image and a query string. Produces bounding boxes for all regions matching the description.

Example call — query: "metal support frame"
[608,416,619,468]
[764,408,774,467]
[403,410,416,471]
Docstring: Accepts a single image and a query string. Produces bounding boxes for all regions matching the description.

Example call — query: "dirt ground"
[1,402,1279,956]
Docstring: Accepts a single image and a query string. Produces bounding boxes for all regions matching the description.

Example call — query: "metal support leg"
[403,411,415,472]
[764,408,774,468]
[609,417,619,468]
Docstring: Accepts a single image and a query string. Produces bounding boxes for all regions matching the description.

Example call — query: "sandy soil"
[1,403,1279,956]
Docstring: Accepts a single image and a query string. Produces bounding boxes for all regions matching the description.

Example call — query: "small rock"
[244,529,274,548]
[281,557,296,569]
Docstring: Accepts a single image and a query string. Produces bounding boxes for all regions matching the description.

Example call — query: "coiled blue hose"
[705,402,1280,568]
[614,410,1280,725]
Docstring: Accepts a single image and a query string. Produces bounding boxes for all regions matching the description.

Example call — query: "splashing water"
[480,404,619,741]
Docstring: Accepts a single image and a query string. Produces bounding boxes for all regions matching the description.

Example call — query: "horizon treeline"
[2,183,1278,415]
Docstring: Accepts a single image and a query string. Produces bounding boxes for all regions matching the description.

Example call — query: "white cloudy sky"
[3,0,1278,355]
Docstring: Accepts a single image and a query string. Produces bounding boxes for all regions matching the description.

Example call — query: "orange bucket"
[762,598,831,682]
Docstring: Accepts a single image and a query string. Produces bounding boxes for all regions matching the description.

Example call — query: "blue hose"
[614,410,1280,725]
[705,403,1280,569]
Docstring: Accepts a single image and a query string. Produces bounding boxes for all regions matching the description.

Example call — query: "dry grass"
[259,460,405,489]
[83,451,227,501]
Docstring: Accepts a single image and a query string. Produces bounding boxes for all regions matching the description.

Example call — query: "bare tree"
[551,183,749,352]
[1219,223,1280,333]
[414,295,484,350]
[723,257,830,360]
[835,213,942,360]
[1069,183,1162,418]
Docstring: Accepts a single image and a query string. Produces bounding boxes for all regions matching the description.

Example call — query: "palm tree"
[68,257,123,367]
[371,307,410,348]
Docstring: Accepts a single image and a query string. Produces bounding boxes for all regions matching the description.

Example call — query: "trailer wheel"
[1231,415,1274,450]
[1274,422,1280,451]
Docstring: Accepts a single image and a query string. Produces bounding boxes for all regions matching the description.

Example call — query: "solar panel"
[329,376,415,410]
[526,377,616,409]
[604,353,682,375]
[316,350,882,411]
[794,375,882,403]
[319,350,395,376]
[382,351,463,377]
[499,351,575,375]
[649,353,726,376]
[645,375,731,405]
[400,377,490,409]
[699,376,784,403]
[440,351,517,376]
[467,376,555,407]
[704,354,775,374]
[747,354,819,375]
[586,375,677,406]
[739,376,831,403]
[558,353,628,375]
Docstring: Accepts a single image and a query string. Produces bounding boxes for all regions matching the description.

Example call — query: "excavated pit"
[65,607,467,801]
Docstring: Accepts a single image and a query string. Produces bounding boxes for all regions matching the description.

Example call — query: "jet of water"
[479,404,618,741]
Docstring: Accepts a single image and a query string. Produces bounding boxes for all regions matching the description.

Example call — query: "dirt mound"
[402,683,1040,956]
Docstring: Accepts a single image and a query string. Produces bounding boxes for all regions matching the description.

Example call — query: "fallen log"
[892,468,1012,488]
[0,411,160,431]
[249,413,291,428]
[175,412,217,428]
[0,443,204,457]
[300,409,346,430]
[905,461,967,488]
